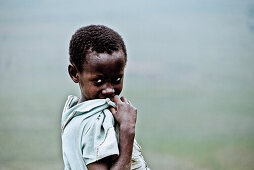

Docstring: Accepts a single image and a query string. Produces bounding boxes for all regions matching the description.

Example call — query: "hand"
[110,95,137,131]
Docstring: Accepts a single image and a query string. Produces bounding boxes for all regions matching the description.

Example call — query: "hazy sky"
[0,0,253,88]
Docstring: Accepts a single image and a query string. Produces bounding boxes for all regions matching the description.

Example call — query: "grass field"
[1,0,254,169]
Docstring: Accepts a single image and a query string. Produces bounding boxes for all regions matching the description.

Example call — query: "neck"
[78,94,86,103]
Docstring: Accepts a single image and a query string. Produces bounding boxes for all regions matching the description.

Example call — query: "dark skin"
[68,50,137,170]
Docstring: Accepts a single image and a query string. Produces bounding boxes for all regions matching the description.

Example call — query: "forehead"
[83,51,126,74]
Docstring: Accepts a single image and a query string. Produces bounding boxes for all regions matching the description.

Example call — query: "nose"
[102,84,115,97]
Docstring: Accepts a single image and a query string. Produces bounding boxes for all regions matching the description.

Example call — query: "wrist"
[119,123,135,136]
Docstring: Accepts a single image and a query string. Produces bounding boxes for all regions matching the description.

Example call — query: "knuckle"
[133,106,137,111]
[133,107,137,113]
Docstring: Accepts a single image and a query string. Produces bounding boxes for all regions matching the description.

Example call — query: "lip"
[97,94,115,100]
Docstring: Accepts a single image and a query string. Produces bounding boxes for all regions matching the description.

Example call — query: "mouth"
[97,94,115,100]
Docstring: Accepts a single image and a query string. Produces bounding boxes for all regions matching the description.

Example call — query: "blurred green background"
[1,0,254,169]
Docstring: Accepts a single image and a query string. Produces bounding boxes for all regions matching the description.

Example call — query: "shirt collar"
[61,95,116,131]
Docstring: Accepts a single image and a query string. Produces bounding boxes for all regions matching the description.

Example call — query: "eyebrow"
[89,74,104,78]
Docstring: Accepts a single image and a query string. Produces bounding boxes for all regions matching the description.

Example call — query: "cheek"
[80,81,96,95]
[114,83,123,94]
[84,85,99,95]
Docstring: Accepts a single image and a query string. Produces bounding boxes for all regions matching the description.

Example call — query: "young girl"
[61,25,150,170]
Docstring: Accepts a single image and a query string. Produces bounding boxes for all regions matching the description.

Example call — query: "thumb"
[110,107,117,116]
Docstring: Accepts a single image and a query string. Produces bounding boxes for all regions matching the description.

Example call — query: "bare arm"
[87,95,137,170]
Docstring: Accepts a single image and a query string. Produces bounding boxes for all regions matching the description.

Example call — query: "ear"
[68,64,79,83]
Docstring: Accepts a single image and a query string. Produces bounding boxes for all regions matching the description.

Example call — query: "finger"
[112,95,122,104]
[109,107,117,115]
[120,96,128,103]
[127,100,132,106]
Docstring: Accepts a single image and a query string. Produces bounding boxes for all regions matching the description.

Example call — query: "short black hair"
[69,25,127,72]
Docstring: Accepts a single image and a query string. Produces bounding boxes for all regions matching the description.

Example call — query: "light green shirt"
[61,95,150,170]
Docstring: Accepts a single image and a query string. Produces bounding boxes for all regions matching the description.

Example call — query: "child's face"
[77,50,125,101]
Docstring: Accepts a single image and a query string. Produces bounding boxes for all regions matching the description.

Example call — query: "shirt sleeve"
[81,108,119,165]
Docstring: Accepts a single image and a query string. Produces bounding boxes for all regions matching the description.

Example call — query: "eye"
[96,79,102,83]
[112,76,122,84]
[93,78,104,86]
